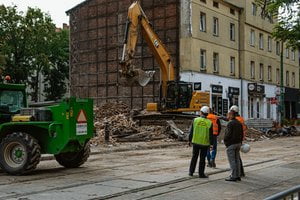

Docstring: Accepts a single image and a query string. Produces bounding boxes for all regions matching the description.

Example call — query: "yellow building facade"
[180,0,299,120]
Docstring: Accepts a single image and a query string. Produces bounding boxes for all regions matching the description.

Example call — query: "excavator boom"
[120,1,175,97]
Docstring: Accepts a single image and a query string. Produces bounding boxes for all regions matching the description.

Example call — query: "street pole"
[280,41,285,125]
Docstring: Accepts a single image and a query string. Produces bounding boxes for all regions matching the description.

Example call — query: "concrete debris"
[91,102,181,145]
[166,120,188,141]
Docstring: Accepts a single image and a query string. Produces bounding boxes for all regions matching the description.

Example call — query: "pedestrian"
[188,106,213,178]
[206,108,221,168]
[224,110,243,181]
[229,105,247,177]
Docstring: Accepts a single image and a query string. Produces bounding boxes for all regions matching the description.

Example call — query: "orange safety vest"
[207,113,219,136]
[236,116,247,139]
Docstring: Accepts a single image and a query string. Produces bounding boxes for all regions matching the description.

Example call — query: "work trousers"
[207,135,217,161]
[189,144,208,176]
[226,143,241,179]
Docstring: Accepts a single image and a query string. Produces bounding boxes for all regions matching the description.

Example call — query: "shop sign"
[212,85,223,94]
[194,82,201,91]
[269,97,278,104]
[228,87,240,96]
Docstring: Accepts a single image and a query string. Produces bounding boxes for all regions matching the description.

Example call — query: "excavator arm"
[120,1,175,97]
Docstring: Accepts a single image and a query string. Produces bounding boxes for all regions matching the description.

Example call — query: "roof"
[66,0,91,15]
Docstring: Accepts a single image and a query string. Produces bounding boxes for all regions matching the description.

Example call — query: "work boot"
[199,174,209,178]
[211,160,216,168]
[207,161,212,168]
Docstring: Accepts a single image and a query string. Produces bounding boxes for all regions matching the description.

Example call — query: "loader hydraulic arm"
[120,1,175,97]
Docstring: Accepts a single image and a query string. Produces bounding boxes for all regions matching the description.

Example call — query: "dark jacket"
[224,118,243,147]
[189,118,214,146]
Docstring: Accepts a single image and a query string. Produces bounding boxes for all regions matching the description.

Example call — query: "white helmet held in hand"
[241,143,250,153]
[200,106,210,114]
[230,105,239,113]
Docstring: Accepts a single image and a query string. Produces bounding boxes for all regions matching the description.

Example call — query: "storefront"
[211,85,223,115]
[247,83,265,119]
[284,87,300,119]
[228,87,240,108]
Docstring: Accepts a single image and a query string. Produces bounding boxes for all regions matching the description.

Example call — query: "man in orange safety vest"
[206,108,221,168]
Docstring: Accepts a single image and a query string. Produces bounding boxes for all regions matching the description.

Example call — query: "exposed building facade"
[67,0,300,121]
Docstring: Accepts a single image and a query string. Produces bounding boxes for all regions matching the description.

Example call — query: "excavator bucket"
[137,69,155,86]
[119,63,155,87]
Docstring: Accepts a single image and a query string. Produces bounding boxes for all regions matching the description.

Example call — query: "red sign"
[269,97,278,104]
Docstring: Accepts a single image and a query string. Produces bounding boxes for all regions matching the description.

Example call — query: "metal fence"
[265,185,300,200]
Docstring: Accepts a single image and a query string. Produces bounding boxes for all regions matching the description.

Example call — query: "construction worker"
[188,106,213,178]
[206,108,221,168]
[229,105,247,177]
[224,110,243,181]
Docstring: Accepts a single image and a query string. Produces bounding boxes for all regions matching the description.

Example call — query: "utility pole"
[280,41,285,125]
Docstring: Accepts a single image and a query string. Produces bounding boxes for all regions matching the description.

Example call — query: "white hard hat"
[241,143,250,153]
[200,106,210,114]
[230,105,239,113]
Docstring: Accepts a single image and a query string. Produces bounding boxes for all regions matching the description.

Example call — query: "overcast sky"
[1,0,84,27]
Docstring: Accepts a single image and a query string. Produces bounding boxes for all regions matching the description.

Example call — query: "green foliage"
[0,5,69,101]
[43,29,70,101]
[255,0,300,48]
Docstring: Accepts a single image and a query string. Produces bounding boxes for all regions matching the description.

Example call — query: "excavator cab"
[166,82,193,109]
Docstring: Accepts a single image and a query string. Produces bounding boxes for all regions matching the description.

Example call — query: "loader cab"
[0,83,26,123]
[166,81,193,109]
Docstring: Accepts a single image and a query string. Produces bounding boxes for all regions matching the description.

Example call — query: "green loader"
[0,82,94,175]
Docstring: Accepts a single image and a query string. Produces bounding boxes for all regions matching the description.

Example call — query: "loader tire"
[55,142,90,168]
[0,132,41,175]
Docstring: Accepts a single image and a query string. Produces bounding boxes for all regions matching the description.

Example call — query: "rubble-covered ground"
[91,102,300,146]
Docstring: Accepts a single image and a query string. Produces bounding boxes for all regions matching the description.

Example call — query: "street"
[0,137,299,200]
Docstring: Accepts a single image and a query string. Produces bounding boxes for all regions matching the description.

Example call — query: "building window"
[268,66,272,81]
[259,63,264,81]
[291,49,295,61]
[276,41,280,55]
[259,33,264,49]
[213,17,219,36]
[292,72,295,87]
[230,8,235,15]
[213,1,219,8]
[200,49,206,70]
[252,3,257,16]
[200,12,206,32]
[200,0,206,3]
[267,36,272,52]
[250,29,255,46]
[286,47,289,58]
[250,61,255,79]
[230,57,235,75]
[276,68,280,84]
[213,52,219,72]
[230,23,235,41]
[286,71,289,86]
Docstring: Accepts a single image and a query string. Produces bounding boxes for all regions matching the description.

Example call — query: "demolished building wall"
[67,0,180,109]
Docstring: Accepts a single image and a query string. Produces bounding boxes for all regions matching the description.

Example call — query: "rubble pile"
[245,128,269,142]
[91,102,171,145]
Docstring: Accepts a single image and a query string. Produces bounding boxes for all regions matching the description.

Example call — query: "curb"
[40,142,185,161]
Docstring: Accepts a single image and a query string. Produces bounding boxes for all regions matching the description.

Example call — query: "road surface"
[0,137,299,200]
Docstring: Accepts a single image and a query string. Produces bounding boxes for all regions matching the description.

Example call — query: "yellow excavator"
[120,1,210,113]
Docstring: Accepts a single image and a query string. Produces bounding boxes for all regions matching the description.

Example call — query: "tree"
[255,0,300,48]
[0,5,69,101]
[43,29,69,101]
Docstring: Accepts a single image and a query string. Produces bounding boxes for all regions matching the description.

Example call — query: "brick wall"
[68,0,180,109]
